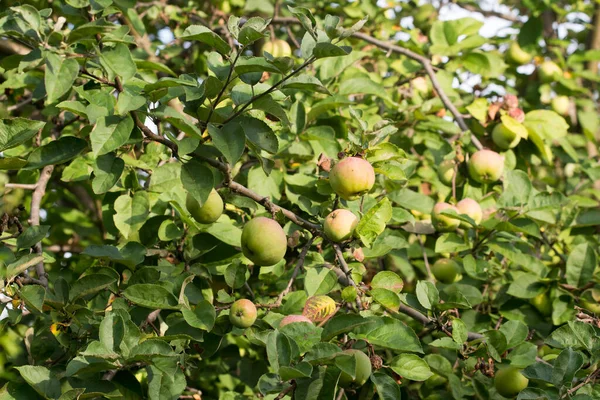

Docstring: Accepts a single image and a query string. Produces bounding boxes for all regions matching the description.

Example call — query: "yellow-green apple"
[431,258,459,284]
[538,61,562,83]
[324,209,359,242]
[468,150,504,184]
[431,202,460,232]
[494,367,529,398]
[329,157,376,200]
[438,159,464,186]
[507,42,532,65]
[241,217,287,266]
[492,123,521,150]
[530,292,552,316]
[186,189,223,224]
[229,299,257,328]
[261,39,292,57]
[551,95,570,116]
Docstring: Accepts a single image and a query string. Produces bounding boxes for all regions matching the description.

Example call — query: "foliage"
[0,0,599,399]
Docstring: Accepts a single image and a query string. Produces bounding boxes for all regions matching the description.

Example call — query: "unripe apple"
[492,123,521,150]
[530,292,552,316]
[431,202,460,232]
[494,367,529,398]
[456,198,482,225]
[241,217,287,266]
[186,189,224,224]
[338,349,372,388]
[229,299,257,328]
[538,61,562,83]
[261,39,292,58]
[437,159,464,186]
[431,258,459,284]
[324,209,359,242]
[580,288,600,314]
[279,314,313,328]
[412,76,430,96]
[468,150,504,184]
[329,157,376,200]
[551,95,570,116]
[507,42,532,65]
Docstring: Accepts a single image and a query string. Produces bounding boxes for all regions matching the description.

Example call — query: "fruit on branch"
[338,349,372,388]
[241,217,287,266]
[456,198,483,225]
[186,189,223,224]
[431,202,460,232]
[538,60,562,83]
[279,314,313,328]
[468,150,504,184]
[551,95,570,116]
[411,76,430,96]
[494,367,529,398]
[507,42,532,65]
[530,292,552,316]
[431,258,459,284]
[492,123,521,150]
[303,295,337,322]
[329,157,375,200]
[438,159,464,186]
[261,39,292,58]
[229,299,257,328]
[580,288,600,314]
[324,209,359,242]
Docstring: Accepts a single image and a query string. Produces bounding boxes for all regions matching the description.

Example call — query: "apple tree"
[0,0,599,399]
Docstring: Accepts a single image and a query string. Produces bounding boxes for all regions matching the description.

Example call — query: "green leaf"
[371,372,402,400]
[181,159,214,207]
[122,284,180,310]
[507,271,545,299]
[26,137,87,169]
[313,43,351,59]
[266,330,298,373]
[15,366,61,399]
[390,354,433,381]
[551,348,584,387]
[416,280,439,310]
[497,170,532,208]
[45,53,79,104]
[237,116,278,154]
[99,43,137,82]
[451,319,468,344]
[69,274,117,301]
[281,75,330,94]
[116,90,146,115]
[6,255,44,281]
[388,188,434,214]
[0,118,46,152]
[182,300,216,331]
[279,362,313,381]
[305,267,338,296]
[19,285,45,314]
[355,198,393,247]
[364,317,423,353]
[565,243,597,288]
[499,320,529,348]
[92,152,124,194]
[224,261,247,289]
[113,191,150,239]
[371,288,400,311]
[179,25,231,55]
[16,225,49,249]
[435,233,469,253]
[371,271,403,293]
[90,115,134,157]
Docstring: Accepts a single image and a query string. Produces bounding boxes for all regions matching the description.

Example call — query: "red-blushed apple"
[507,42,532,65]
[241,217,287,266]
[229,299,257,328]
[468,150,504,184]
[431,258,459,283]
[261,39,292,57]
[329,157,375,200]
[324,209,359,242]
[437,159,464,186]
[494,367,529,398]
[551,95,570,116]
[492,123,521,150]
[538,60,562,83]
[431,202,460,232]
[456,198,483,225]
[186,189,223,224]
[338,349,372,388]
[279,314,313,328]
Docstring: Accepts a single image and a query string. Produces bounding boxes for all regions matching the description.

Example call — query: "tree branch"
[29,165,54,287]
[333,244,363,311]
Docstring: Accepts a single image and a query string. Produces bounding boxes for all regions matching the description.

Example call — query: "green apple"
[229,299,257,328]
[580,288,600,314]
[438,159,464,186]
[468,150,504,184]
[186,189,224,224]
[329,157,376,200]
[261,38,292,58]
[241,217,287,266]
[551,95,570,116]
[431,259,459,284]
[279,314,313,328]
[507,42,532,65]
[530,292,552,316]
[324,209,359,242]
[338,349,372,388]
[538,61,562,83]
[431,202,460,232]
[456,198,482,225]
[494,367,529,398]
[492,123,521,150]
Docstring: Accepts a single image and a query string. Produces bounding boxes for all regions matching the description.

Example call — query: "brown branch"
[29,165,53,287]
[563,368,600,398]
[333,244,363,311]
[4,183,37,190]
[275,382,296,400]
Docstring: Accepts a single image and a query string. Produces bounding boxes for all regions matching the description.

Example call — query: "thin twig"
[333,244,363,310]
[29,165,54,287]
[4,183,37,190]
